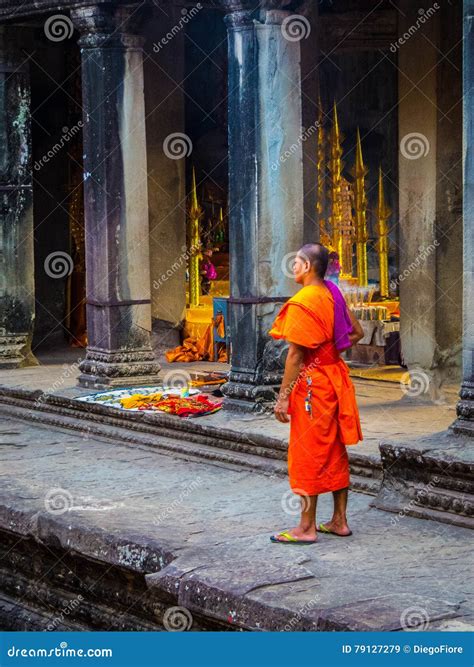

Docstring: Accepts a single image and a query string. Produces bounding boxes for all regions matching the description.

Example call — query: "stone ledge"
[0,494,176,574]
[145,550,464,631]
[374,430,474,529]
[0,386,287,453]
[0,0,108,20]
[0,592,89,632]
[315,595,461,632]
[0,385,382,494]
[1,413,472,633]
[0,505,466,632]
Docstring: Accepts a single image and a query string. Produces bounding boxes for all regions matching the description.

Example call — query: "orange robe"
[269,284,362,496]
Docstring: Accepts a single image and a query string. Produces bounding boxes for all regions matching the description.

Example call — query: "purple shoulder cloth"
[323,280,353,351]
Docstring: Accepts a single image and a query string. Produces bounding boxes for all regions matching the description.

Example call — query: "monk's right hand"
[274,396,290,423]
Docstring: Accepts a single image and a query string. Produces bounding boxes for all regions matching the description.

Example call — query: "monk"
[269,243,364,544]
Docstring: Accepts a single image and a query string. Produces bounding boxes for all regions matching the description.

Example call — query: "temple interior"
[1,0,464,405]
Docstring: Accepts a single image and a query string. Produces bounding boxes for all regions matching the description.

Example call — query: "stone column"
[397,0,463,398]
[0,27,36,368]
[434,0,463,391]
[453,0,474,435]
[397,0,438,385]
[71,5,160,388]
[220,1,305,411]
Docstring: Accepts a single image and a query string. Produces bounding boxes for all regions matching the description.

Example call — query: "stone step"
[0,431,470,633]
[374,431,474,529]
[0,528,221,631]
[0,386,382,495]
[0,591,90,632]
[0,399,287,478]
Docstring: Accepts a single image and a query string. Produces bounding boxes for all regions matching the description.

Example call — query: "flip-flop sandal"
[317,523,353,537]
[270,531,317,545]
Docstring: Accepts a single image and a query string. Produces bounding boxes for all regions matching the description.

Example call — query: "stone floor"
[0,414,472,631]
[0,347,459,461]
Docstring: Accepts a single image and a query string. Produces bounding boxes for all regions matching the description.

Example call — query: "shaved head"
[298,243,329,278]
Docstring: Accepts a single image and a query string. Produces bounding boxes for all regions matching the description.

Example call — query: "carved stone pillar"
[453,0,474,435]
[219,0,306,411]
[0,27,36,369]
[71,5,160,388]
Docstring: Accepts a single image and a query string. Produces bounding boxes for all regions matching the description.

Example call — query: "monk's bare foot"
[317,520,352,536]
[271,525,317,543]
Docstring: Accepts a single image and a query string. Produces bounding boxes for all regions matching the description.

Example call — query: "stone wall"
[144,4,187,354]
[0,27,36,366]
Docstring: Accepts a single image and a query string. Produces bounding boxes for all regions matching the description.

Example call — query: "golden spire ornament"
[339,176,355,278]
[188,166,203,308]
[316,96,330,246]
[216,205,225,244]
[328,101,344,258]
[376,166,391,297]
[353,128,369,287]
